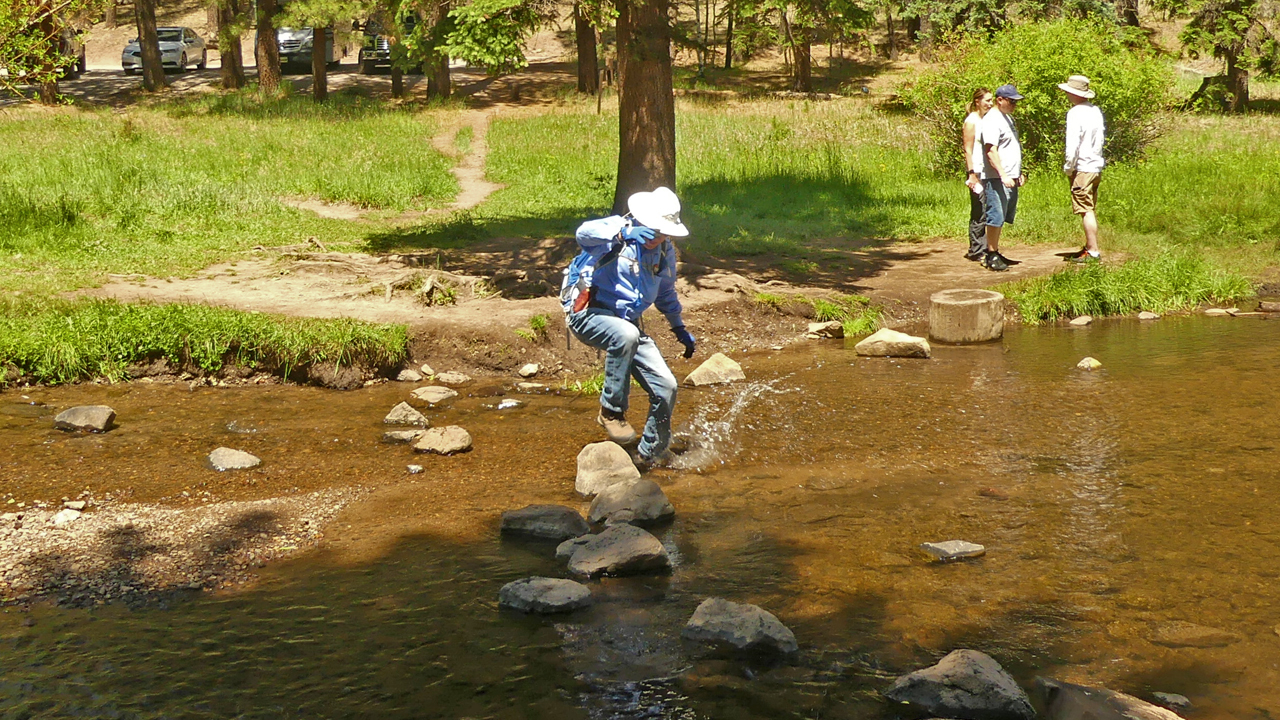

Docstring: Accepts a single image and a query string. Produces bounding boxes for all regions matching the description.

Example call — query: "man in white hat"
[561,186,695,469]
[1059,74,1105,263]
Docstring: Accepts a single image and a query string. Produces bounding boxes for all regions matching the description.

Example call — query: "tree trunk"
[391,66,404,98]
[207,3,218,31]
[1117,0,1139,26]
[218,0,246,89]
[312,28,328,102]
[575,3,600,93]
[723,1,733,69]
[105,1,117,28]
[906,14,921,41]
[1225,50,1249,112]
[792,34,811,92]
[254,0,281,95]
[135,0,167,91]
[426,0,452,100]
[37,2,58,104]
[612,0,676,214]
[886,5,897,60]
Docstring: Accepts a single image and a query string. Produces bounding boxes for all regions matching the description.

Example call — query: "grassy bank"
[0,297,407,386]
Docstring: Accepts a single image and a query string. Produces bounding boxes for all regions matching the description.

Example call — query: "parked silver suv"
[277,27,339,69]
[122,27,206,75]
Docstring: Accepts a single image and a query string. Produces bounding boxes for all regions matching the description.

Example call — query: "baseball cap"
[995,84,1024,100]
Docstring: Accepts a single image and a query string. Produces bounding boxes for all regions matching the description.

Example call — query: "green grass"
[999,250,1254,323]
[0,297,408,385]
[752,291,882,336]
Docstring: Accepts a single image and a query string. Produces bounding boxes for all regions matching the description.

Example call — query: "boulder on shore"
[54,405,115,433]
[884,649,1035,720]
[682,597,798,654]
[1036,677,1185,720]
[575,442,641,496]
[855,328,931,358]
[518,363,540,378]
[588,479,675,526]
[208,447,261,471]
[500,505,591,541]
[498,577,593,614]
[684,353,746,386]
[396,368,424,382]
[384,402,428,426]
[565,524,670,577]
[413,426,473,454]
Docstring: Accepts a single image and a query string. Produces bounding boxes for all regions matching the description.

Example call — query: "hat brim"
[998,93,1025,101]
[1058,83,1095,98]
[628,189,689,237]
[634,214,689,237]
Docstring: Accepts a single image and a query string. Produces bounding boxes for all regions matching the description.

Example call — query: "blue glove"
[671,326,695,359]
[621,225,656,243]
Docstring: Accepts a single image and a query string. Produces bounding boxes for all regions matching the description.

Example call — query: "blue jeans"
[568,308,678,461]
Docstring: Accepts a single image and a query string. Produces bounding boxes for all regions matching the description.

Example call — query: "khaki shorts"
[1070,171,1101,215]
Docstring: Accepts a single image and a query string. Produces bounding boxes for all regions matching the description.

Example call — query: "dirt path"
[433,110,505,211]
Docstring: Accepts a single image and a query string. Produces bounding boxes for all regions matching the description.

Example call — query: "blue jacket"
[575,215,684,328]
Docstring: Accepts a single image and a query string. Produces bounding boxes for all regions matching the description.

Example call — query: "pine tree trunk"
[312,28,328,102]
[612,0,676,214]
[135,0,167,91]
[254,0,281,95]
[575,3,600,93]
[723,1,733,69]
[426,0,452,100]
[793,34,811,92]
[1226,50,1249,112]
[886,6,897,60]
[37,2,58,104]
[105,1,117,28]
[218,0,246,89]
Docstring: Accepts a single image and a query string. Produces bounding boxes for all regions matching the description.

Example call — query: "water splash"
[668,378,794,471]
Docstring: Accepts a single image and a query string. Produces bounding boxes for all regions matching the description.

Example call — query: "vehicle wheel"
[124,67,136,76]
[179,53,187,72]
[198,50,207,70]
[78,52,87,73]
[359,58,376,75]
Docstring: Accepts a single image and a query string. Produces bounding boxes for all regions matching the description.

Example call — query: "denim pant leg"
[968,187,987,255]
[567,309,641,416]
[628,337,678,460]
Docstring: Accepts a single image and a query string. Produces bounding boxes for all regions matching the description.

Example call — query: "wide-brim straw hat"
[1058,75,1095,98]
[627,186,689,237]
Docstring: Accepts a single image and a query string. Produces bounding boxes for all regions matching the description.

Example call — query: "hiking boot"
[596,410,637,445]
[985,251,1010,272]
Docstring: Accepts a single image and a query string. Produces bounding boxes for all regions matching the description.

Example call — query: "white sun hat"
[1058,75,1096,99]
[627,186,689,237]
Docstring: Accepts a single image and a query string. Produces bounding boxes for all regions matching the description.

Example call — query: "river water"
[2,315,1278,719]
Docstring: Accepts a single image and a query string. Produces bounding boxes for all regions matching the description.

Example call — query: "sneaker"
[985,251,1010,272]
[1070,251,1102,264]
[596,410,637,445]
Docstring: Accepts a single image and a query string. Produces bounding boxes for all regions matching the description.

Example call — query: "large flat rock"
[855,328,931,358]
[682,597,798,654]
[498,577,592,613]
[411,386,458,405]
[54,405,115,432]
[575,442,641,496]
[684,353,746,386]
[413,426,473,454]
[500,504,591,541]
[565,524,670,577]
[588,479,675,526]
[884,649,1035,720]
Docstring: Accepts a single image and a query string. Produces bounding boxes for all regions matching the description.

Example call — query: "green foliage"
[0,298,408,385]
[0,0,96,101]
[808,294,881,335]
[999,250,1253,323]
[753,292,787,310]
[443,0,543,74]
[514,312,550,342]
[900,19,1175,173]
[1177,0,1280,78]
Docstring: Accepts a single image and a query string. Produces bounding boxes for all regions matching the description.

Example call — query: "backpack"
[559,241,625,316]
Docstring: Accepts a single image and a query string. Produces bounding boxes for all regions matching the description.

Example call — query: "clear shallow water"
[2,315,1279,718]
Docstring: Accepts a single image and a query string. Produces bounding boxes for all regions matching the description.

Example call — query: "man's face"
[644,233,667,249]
[997,96,1018,114]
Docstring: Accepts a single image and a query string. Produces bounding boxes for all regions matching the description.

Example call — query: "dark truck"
[354,17,418,74]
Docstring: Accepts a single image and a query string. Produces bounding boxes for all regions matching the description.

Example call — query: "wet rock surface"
[681,597,798,654]
[884,649,1035,720]
[806,321,844,339]
[500,505,590,541]
[575,442,642,496]
[1149,621,1241,648]
[412,426,473,455]
[587,479,675,526]
[1138,311,1161,320]
[1070,315,1093,326]
[855,328,931,358]
[498,576,592,613]
[684,352,746,386]
[382,429,424,443]
[208,447,261,471]
[434,371,472,386]
[920,540,986,561]
[565,524,670,577]
[54,405,115,432]
[1152,692,1192,712]
[556,534,594,561]
[383,401,428,425]
[1036,678,1184,720]
[395,368,423,382]
[1077,356,1102,370]
[411,386,458,405]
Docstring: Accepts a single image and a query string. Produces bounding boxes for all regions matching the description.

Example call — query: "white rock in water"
[806,321,844,339]
[50,508,82,526]
[1069,315,1093,326]
[1138,311,1160,320]
[407,464,424,474]
[516,382,547,391]
[419,363,436,376]
[518,363,540,378]
[435,371,472,386]
[682,597,798,654]
[411,386,458,405]
[684,353,746,386]
[496,399,522,410]
[63,500,86,510]
[396,368,423,382]
[384,401,428,425]
[209,447,261,471]
[54,405,116,432]
[854,328,931,358]
[498,577,592,613]
[575,442,641,496]
[413,426,473,455]
[920,540,985,561]
[1077,356,1102,370]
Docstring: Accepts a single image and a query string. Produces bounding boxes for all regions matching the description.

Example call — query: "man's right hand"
[1001,175,1016,189]
[622,225,655,243]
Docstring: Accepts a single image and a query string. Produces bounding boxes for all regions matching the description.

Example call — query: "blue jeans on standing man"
[568,308,678,462]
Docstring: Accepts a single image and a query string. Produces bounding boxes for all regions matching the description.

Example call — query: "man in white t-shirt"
[979,84,1026,272]
[1058,75,1106,263]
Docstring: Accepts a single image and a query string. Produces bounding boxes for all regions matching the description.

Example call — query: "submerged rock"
[565,524,670,577]
[1077,356,1102,371]
[208,447,261,471]
[517,382,548,392]
[396,368,423,382]
[434,371,472,386]
[1149,621,1241,648]
[500,505,591,541]
[854,328,931,358]
[885,649,1035,720]
[682,597,798,654]
[411,386,458,405]
[498,577,592,614]
[588,479,675,526]
[1036,678,1184,720]
[384,402,428,426]
[684,353,746,386]
[1069,315,1093,326]
[382,429,424,443]
[413,426,473,455]
[920,540,986,561]
[518,363,540,378]
[575,442,641,496]
[806,321,844,339]
[54,405,115,433]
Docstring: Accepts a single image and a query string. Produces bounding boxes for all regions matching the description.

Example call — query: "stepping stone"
[411,386,458,405]
[384,401,428,425]
[682,597,798,654]
[396,368,423,382]
[684,353,746,386]
[1036,678,1184,720]
[518,363,540,378]
[806,321,844,339]
[1077,356,1102,371]
[1069,315,1093,326]
[575,442,641,496]
[920,540,985,561]
[855,328,931,358]
[886,649,1035,720]
[208,447,261,471]
[382,429,424,443]
[556,535,594,561]
[500,505,590,541]
[54,405,115,432]
[413,426,472,455]
[498,577,592,613]
[565,524,670,577]
[929,288,1004,343]
[434,371,472,386]
[588,479,675,526]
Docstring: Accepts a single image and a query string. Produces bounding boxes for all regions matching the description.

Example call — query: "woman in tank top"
[962,88,993,261]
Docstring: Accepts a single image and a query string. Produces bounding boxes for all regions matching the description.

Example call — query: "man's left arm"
[654,244,695,358]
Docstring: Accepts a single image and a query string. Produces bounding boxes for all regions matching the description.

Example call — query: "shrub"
[899,19,1175,173]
